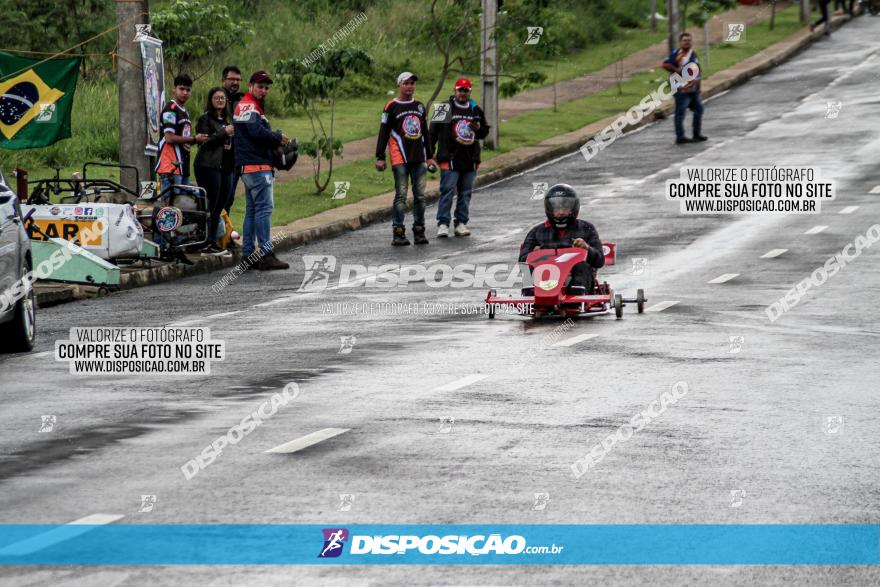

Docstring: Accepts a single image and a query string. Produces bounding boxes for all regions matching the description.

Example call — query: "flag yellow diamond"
[0,69,64,140]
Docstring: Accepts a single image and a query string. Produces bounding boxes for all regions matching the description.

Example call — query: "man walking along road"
[233,70,291,270]
[429,77,489,238]
[662,33,707,145]
[375,72,436,246]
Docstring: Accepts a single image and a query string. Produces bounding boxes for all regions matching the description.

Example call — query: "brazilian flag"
[0,52,79,149]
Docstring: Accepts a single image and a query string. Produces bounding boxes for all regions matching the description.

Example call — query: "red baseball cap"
[249,70,273,84]
[454,77,472,90]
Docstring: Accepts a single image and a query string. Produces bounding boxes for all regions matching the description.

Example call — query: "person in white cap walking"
[375,72,436,246]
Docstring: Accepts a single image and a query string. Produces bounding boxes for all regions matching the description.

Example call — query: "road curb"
[34,13,851,307]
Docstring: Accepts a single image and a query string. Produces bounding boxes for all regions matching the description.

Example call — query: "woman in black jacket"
[195,87,235,254]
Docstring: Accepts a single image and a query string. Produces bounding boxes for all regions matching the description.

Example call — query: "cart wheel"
[487,290,496,319]
[636,289,646,314]
[614,294,624,319]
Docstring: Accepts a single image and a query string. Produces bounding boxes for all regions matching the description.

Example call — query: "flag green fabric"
[0,52,80,149]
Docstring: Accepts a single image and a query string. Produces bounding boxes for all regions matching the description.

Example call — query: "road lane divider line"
[707,273,739,284]
[265,428,350,454]
[760,249,788,258]
[434,374,488,392]
[0,514,124,556]
[253,297,297,308]
[839,206,859,214]
[869,185,880,194]
[645,301,679,312]
[804,225,827,235]
[204,311,242,320]
[552,333,599,347]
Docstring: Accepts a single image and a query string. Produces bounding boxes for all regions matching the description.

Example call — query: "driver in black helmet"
[519,183,605,293]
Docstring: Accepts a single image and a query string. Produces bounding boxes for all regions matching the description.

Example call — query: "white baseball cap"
[396,71,418,85]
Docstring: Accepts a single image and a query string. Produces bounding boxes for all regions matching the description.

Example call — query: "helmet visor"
[547,193,577,220]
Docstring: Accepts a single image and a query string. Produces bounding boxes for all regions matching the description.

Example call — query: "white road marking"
[0,514,124,556]
[645,300,679,312]
[265,428,350,454]
[434,374,488,392]
[869,185,880,194]
[839,206,859,214]
[708,273,739,284]
[804,225,827,235]
[31,351,53,359]
[552,333,599,347]
[253,297,296,308]
[204,311,242,320]
[761,249,788,258]
[705,89,731,101]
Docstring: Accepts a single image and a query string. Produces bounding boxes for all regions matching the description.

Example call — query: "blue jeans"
[436,168,477,227]
[674,92,703,139]
[241,171,275,257]
[391,163,427,227]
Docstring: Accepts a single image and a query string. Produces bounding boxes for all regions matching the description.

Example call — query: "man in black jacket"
[429,77,489,238]
[519,184,605,292]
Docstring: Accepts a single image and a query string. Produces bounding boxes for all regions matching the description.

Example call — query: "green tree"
[274,48,373,194]
[151,0,253,79]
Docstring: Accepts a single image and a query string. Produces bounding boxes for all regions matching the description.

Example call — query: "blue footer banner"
[0,525,878,565]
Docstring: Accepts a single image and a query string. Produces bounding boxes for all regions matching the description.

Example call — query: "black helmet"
[544,183,580,228]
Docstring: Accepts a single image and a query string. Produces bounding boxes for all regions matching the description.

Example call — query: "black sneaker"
[676,137,693,144]
[412,224,429,245]
[258,252,290,270]
[392,225,410,246]
[200,243,232,257]
[693,134,708,142]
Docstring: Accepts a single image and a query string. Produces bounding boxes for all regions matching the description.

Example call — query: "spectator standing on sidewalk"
[662,33,707,145]
[155,74,207,196]
[811,0,833,35]
[221,65,244,221]
[194,87,234,257]
[233,70,291,270]
[375,72,436,246]
[429,77,489,238]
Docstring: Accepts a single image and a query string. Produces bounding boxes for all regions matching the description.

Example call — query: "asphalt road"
[2,16,880,586]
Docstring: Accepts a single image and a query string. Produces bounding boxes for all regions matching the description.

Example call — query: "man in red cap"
[429,77,489,238]
[233,70,291,270]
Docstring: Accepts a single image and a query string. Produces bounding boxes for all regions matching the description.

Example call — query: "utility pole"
[116,0,151,193]
[800,0,810,25]
[480,0,499,150]
[667,0,680,52]
[650,0,658,32]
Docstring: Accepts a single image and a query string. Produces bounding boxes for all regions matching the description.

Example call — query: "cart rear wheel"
[636,289,646,314]
[614,294,624,319]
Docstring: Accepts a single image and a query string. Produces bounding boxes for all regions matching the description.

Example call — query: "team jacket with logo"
[429,96,489,172]
[233,92,282,169]
[375,98,433,166]
[156,100,193,176]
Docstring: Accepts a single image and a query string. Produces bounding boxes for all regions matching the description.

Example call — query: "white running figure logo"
[321,529,346,557]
